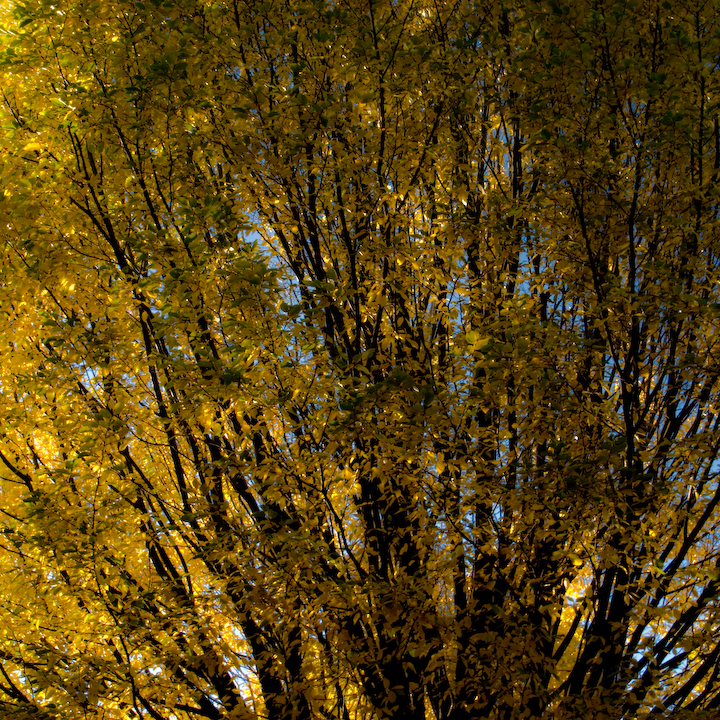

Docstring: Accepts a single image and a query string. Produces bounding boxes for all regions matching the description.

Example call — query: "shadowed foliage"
[1,0,720,717]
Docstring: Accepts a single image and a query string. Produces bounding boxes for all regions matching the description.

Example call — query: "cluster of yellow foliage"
[1,0,720,718]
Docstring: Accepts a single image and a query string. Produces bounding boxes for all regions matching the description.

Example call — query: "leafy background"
[1,0,720,718]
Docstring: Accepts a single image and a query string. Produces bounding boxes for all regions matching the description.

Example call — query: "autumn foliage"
[1,0,720,717]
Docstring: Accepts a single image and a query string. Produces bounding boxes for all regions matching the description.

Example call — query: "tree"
[1,0,720,717]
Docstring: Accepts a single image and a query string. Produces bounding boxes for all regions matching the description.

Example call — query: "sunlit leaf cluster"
[1,0,720,718]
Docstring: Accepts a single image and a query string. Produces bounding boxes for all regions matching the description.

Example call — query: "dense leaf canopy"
[1,0,720,717]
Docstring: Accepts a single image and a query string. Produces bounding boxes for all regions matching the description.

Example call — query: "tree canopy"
[1,0,720,717]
